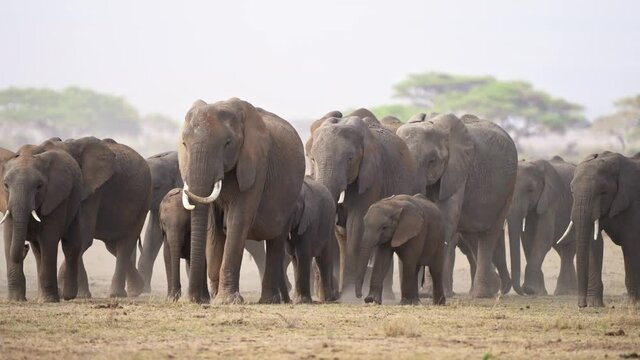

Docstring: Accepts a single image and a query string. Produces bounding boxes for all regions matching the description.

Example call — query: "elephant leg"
[429,255,446,305]
[335,226,347,292]
[554,245,577,295]
[399,259,420,305]
[60,236,81,301]
[471,227,501,298]
[38,237,61,302]
[586,235,604,307]
[457,234,477,292]
[138,212,163,293]
[168,240,182,301]
[437,187,465,297]
[382,255,395,300]
[419,266,433,298]
[126,244,145,297]
[492,231,512,295]
[622,242,640,303]
[207,210,225,299]
[316,244,337,302]
[293,237,312,304]
[163,240,173,299]
[522,220,552,296]
[244,240,266,280]
[108,237,136,298]
[364,245,393,305]
[259,233,289,304]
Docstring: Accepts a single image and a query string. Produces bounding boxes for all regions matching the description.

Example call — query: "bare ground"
[0,231,638,359]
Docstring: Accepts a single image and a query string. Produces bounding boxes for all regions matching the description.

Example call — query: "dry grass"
[0,234,638,359]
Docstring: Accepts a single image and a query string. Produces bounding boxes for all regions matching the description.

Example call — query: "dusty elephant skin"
[287,176,338,303]
[137,151,183,293]
[569,151,640,307]
[0,146,84,302]
[360,194,446,305]
[397,113,517,298]
[507,156,577,296]
[42,137,151,299]
[179,98,305,304]
[307,108,419,300]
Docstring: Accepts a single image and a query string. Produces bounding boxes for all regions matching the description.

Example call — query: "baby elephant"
[358,194,446,305]
[287,176,338,303]
[159,188,210,301]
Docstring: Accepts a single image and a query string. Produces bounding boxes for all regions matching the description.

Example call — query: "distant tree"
[591,94,640,153]
[369,72,586,149]
[368,104,423,121]
[0,86,140,135]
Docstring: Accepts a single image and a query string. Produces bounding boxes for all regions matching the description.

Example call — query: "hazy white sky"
[1,0,638,121]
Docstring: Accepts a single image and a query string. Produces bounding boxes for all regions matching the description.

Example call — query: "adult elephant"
[565,152,640,307]
[0,146,83,301]
[137,151,268,293]
[397,113,517,298]
[43,137,151,298]
[507,156,576,296]
[307,109,419,298]
[179,98,305,304]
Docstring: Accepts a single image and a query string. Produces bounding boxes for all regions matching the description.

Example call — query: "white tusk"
[593,219,600,241]
[184,180,222,204]
[31,210,41,223]
[522,217,526,232]
[0,210,9,225]
[338,190,345,204]
[556,221,573,244]
[182,183,195,211]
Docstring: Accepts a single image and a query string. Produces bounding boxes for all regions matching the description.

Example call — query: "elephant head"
[507,159,566,295]
[148,151,183,212]
[570,152,640,307]
[0,146,80,290]
[357,195,423,298]
[308,112,379,204]
[396,113,474,200]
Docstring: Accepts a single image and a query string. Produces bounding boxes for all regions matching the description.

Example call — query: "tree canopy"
[591,94,640,153]
[371,72,586,145]
[0,86,141,134]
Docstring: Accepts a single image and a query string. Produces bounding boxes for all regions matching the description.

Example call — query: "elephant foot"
[39,293,61,303]
[142,283,152,294]
[168,290,181,302]
[293,294,313,304]
[399,297,421,305]
[522,286,536,296]
[77,290,92,299]
[61,288,78,301]
[500,281,512,295]
[587,295,605,307]
[7,294,27,302]
[110,288,128,298]
[214,291,244,305]
[471,282,499,299]
[258,292,282,304]
[126,275,145,298]
[364,294,381,305]
[432,294,446,306]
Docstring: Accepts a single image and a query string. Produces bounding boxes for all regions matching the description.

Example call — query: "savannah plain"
[0,229,638,359]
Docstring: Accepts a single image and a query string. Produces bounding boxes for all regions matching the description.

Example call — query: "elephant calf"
[286,177,338,303]
[359,194,446,305]
[159,188,210,301]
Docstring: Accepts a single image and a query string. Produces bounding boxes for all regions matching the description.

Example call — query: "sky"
[1,0,638,122]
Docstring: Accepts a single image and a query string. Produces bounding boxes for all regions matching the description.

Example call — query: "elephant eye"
[225,139,232,148]
[3,183,8,190]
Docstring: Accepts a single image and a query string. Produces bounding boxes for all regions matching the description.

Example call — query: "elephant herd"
[1,98,639,308]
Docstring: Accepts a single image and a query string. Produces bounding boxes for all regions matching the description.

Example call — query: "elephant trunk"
[572,194,596,307]
[138,211,161,291]
[507,213,525,295]
[355,242,374,299]
[166,229,183,300]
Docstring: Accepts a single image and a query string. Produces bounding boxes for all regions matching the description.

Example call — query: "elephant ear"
[0,147,16,213]
[391,202,424,247]
[609,157,639,218]
[233,99,270,192]
[296,182,315,235]
[344,117,378,194]
[438,114,474,201]
[38,151,77,216]
[75,138,116,199]
[534,160,563,214]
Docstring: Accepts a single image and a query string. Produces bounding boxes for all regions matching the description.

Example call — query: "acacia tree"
[371,72,586,148]
[591,94,640,153]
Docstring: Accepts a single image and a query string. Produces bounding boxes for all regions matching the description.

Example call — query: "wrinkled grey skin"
[46,137,151,298]
[380,116,403,133]
[307,109,419,299]
[570,152,640,307]
[138,151,183,292]
[0,146,83,302]
[286,176,338,303]
[179,98,304,304]
[397,113,517,298]
[360,194,446,305]
[159,188,210,301]
[137,151,267,293]
[507,156,576,296]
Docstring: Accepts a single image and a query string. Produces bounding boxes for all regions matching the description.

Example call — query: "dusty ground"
[0,230,638,359]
